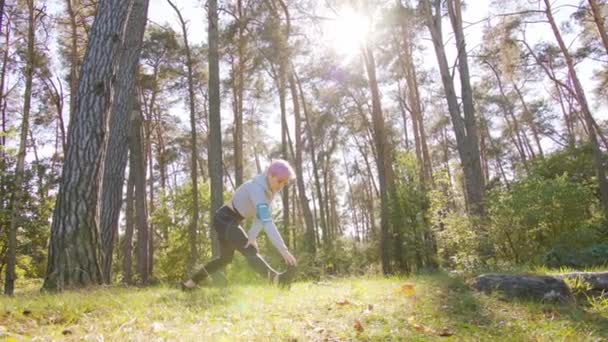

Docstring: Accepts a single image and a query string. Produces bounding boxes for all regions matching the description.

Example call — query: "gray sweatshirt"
[231,173,288,253]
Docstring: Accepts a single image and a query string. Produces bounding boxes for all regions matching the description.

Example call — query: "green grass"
[1,273,607,341]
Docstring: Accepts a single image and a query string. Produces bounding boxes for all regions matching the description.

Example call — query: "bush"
[487,174,599,265]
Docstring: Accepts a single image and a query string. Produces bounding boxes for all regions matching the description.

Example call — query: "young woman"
[182,160,297,289]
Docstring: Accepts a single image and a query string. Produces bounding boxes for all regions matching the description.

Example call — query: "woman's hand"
[281,250,297,266]
[244,238,258,251]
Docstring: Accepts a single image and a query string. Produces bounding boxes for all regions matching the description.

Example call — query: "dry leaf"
[438,328,454,337]
[353,319,364,333]
[401,283,415,297]
[336,299,351,306]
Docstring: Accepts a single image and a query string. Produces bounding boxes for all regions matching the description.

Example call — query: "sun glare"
[323,8,371,59]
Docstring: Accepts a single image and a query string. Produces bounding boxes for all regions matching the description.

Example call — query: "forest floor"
[1,272,608,341]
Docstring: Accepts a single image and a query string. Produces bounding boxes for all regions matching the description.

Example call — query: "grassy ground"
[1,273,608,341]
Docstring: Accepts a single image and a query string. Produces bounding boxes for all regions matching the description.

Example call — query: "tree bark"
[99,0,149,285]
[43,0,134,292]
[208,0,223,257]
[5,0,35,296]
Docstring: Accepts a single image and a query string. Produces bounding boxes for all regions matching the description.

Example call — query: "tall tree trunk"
[1,12,11,154]
[362,42,391,275]
[99,0,149,285]
[233,0,245,186]
[396,3,433,183]
[122,161,135,285]
[296,75,327,243]
[208,0,223,257]
[289,72,315,253]
[0,0,5,37]
[421,0,485,216]
[43,0,134,292]
[131,104,149,284]
[166,0,200,270]
[65,0,80,120]
[5,0,35,296]
[544,0,608,219]
[588,0,608,56]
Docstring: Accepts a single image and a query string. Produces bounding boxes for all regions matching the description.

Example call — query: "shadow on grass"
[421,273,496,330]
[155,281,235,312]
[509,296,608,337]
[425,273,608,338]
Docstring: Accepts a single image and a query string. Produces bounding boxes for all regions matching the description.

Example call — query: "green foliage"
[487,174,597,265]
[563,276,593,297]
[150,182,212,282]
[430,146,606,270]
[389,152,437,273]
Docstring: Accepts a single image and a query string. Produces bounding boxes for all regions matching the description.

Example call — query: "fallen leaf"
[413,323,425,332]
[401,283,415,297]
[438,328,454,337]
[336,299,351,306]
[353,319,364,333]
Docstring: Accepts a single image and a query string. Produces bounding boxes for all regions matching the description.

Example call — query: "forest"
[1,0,608,339]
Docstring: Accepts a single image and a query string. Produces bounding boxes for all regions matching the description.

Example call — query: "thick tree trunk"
[166,0,200,270]
[5,0,35,296]
[43,0,133,292]
[289,73,316,253]
[99,0,149,285]
[544,0,608,219]
[446,0,485,215]
[208,0,223,257]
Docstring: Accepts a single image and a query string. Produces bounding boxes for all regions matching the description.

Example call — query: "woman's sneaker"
[180,279,197,291]
[278,266,297,288]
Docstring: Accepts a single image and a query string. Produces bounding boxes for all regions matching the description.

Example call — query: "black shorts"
[214,205,248,249]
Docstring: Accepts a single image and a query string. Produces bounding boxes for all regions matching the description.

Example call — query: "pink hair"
[267,159,295,181]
